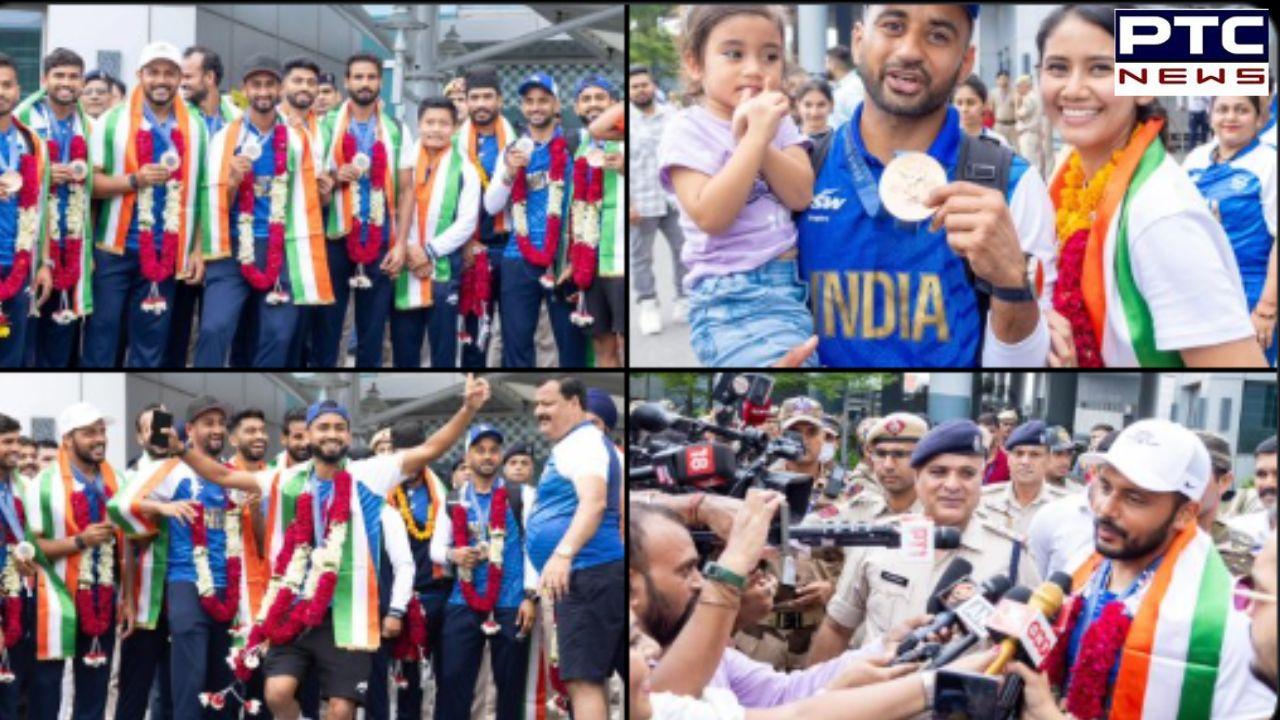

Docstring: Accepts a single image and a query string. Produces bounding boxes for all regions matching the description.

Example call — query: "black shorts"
[554,560,625,683]
[263,615,372,704]
[584,277,625,337]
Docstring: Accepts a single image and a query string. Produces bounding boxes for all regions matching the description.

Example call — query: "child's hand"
[733,76,789,144]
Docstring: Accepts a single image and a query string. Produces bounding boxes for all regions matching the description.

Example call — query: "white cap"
[57,402,114,439]
[138,42,183,73]
[1079,419,1210,500]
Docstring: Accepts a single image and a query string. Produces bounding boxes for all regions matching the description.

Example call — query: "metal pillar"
[797,5,829,75]
[433,6,623,74]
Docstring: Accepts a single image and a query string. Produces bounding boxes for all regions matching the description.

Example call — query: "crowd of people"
[628,3,1277,368]
[628,393,1279,719]
[0,38,625,368]
[0,375,625,719]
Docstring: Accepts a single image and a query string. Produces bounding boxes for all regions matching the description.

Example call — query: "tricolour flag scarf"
[14,90,93,314]
[572,130,625,279]
[227,455,270,625]
[457,116,514,235]
[395,143,467,310]
[201,116,333,304]
[264,461,381,651]
[1049,119,1181,367]
[1,115,52,293]
[23,448,121,660]
[319,100,406,242]
[91,85,206,270]
[1069,522,1230,719]
[106,456,179,631]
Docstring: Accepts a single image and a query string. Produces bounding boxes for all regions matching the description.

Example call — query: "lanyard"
[71,465,106,522]
[0,126,21,174]
[143,103,176,148]
[49,110,75,163]
[308,470,336,547]
[351,118,377,152]
[0,481,23,541]
[842,119,882,219]
[466,479,503,540]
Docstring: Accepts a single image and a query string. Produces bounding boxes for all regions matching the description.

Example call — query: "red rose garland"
[1,494,25,651]
[70,490,115,639]
[511,137,568,275]
[450,486,507,614]
[569,155,602,291]
[45,137,87,296]
[190,502,243,623]
[0,154,38,313]
[233,471,353,682]
[1061,600,1132,720]
[457,248,493,345]
[135,127,182,315]
[237,124,289,293]
[390,596,429,689]
[344,134,388,267]
[1052,228,1103,368]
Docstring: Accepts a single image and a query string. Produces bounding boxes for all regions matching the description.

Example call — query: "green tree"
[629,4,679,84]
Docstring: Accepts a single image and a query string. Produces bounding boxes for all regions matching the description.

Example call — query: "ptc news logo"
[1115,8,1270,96]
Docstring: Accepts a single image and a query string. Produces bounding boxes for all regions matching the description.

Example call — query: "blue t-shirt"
[503,128,569,262]
[309,471,385,575]
[797,104,1034,367]
[1064,559,1161,705]
[477,132,501,241]
[527,422,623,572]
[0,125,27,267]
[228,121,283,240]
[447,478,525,609]
[403,479,445,589]
[166,477,230,586]
[0,479,25,569]
[124,104,176,253]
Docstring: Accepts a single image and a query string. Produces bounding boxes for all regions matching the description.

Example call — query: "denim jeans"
[688,258,817,366]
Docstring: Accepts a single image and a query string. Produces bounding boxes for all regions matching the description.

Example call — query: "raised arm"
[151,427,264,494]
[398,374,490,479]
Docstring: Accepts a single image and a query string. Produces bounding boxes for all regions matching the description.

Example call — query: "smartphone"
[149,410,173,449]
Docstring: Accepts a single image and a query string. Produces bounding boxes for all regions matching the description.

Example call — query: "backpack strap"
[954,133,1014,363]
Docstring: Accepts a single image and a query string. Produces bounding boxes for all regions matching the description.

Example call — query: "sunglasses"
[1232,574,1277,612]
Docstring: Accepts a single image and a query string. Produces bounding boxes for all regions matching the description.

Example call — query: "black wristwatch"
[74,535,87,551]
[989,282,1036,303]
[128,173,140,191]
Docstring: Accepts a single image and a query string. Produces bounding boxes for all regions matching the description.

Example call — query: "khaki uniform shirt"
[826,517,1041,644]
[976,480,1069,539]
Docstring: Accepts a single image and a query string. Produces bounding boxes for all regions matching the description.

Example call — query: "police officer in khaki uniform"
[836,412,929,524]
[846,416,882,497]
[807,419,1041,664]
[1194,430,1259,577]
[1045,425,1085,492]
[978,420,1069,538]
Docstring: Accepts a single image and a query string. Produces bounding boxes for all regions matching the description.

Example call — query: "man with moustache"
[195,54,331,367]
[569,76,625,367]
[0,414,39,718]
[456,65,514,368]
[978,419,1068,537]
[432,423,538,720]
[25,403,190,720]
[795,4,1057,368]
[274,406,311,470]
[84,42,208,368]
[160,375,491,720]
[0,52,53,367]
[484,74,586,368]
[165,45,241,368]
[15,436,39,482]
[14,48,94,367]
[313,53,415,367]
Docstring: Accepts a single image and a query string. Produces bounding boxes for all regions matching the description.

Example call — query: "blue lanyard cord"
[71,466,107,522]
[466,479,504,541]
[0,481,23,540]
[843,119,882,219]
[0,127,22,174]
[308,470,335,547]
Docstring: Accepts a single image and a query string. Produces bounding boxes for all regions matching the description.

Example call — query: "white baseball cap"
[57,402,114,439]
[1079,419,1210,500]
[138,41,183,73]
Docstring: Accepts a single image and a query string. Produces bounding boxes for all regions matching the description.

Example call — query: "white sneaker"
[638,298,663,335]
[672,297,689,324]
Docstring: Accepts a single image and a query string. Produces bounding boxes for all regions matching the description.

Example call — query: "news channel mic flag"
[1114,7,1270,96]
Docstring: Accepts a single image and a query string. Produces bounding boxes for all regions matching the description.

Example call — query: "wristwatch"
[701,561,746,591]
[523,589,540,603]
[989,281,1036,303]
[74,535,87,551]
[128,173,140,191]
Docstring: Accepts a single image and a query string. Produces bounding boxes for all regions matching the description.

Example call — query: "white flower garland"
[0,549,20,597]
[235,164,289,269]
[570,201,601,249]
[194,506,242,600]
[16,200,39,254]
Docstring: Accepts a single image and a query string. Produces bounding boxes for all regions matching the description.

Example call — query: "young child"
[658,5,817,366]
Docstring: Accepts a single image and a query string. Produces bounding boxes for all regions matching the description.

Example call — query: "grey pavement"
[629,227,696,367]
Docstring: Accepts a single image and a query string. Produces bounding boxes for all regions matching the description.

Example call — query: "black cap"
[241,53,282,83]
[910,419,986,469]
[503,442,534,464]
[318,71,337,88]
[186,395,230,424]
[1005,420,1051,451]
[464,65,500,93]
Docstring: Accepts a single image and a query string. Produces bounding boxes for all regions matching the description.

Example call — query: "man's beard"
[351,88,378,107]
[251,95,277,113]
[1094,510,1179,560]
[184,85,207,106]
[145,86,175,108]
[73,443,103,467]
[287,91,314,111]
[469,107,495,126]
[632,95,653,109]
[528,114,554,129]
[311,442,349,464]
[288,445,312,463]
[641,574,697,647]
[50,87,78,105]
[858,59,962,119]
[240,444,266,462]
[200,438,225,457]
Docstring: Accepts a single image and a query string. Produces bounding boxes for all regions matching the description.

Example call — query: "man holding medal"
[0,413,39,717]
[83,41,207,368]
[194,53,332,367]
[569,76,626,368]
[314,53,417,368]
[483,72,585,368]
[794,4,1058,368]
[0,52,53,368]
[13,48,94,369]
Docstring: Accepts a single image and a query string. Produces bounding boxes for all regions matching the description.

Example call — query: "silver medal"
[879,152,948,222]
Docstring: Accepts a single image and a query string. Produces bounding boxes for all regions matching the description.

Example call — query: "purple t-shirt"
[658,104,809,292]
